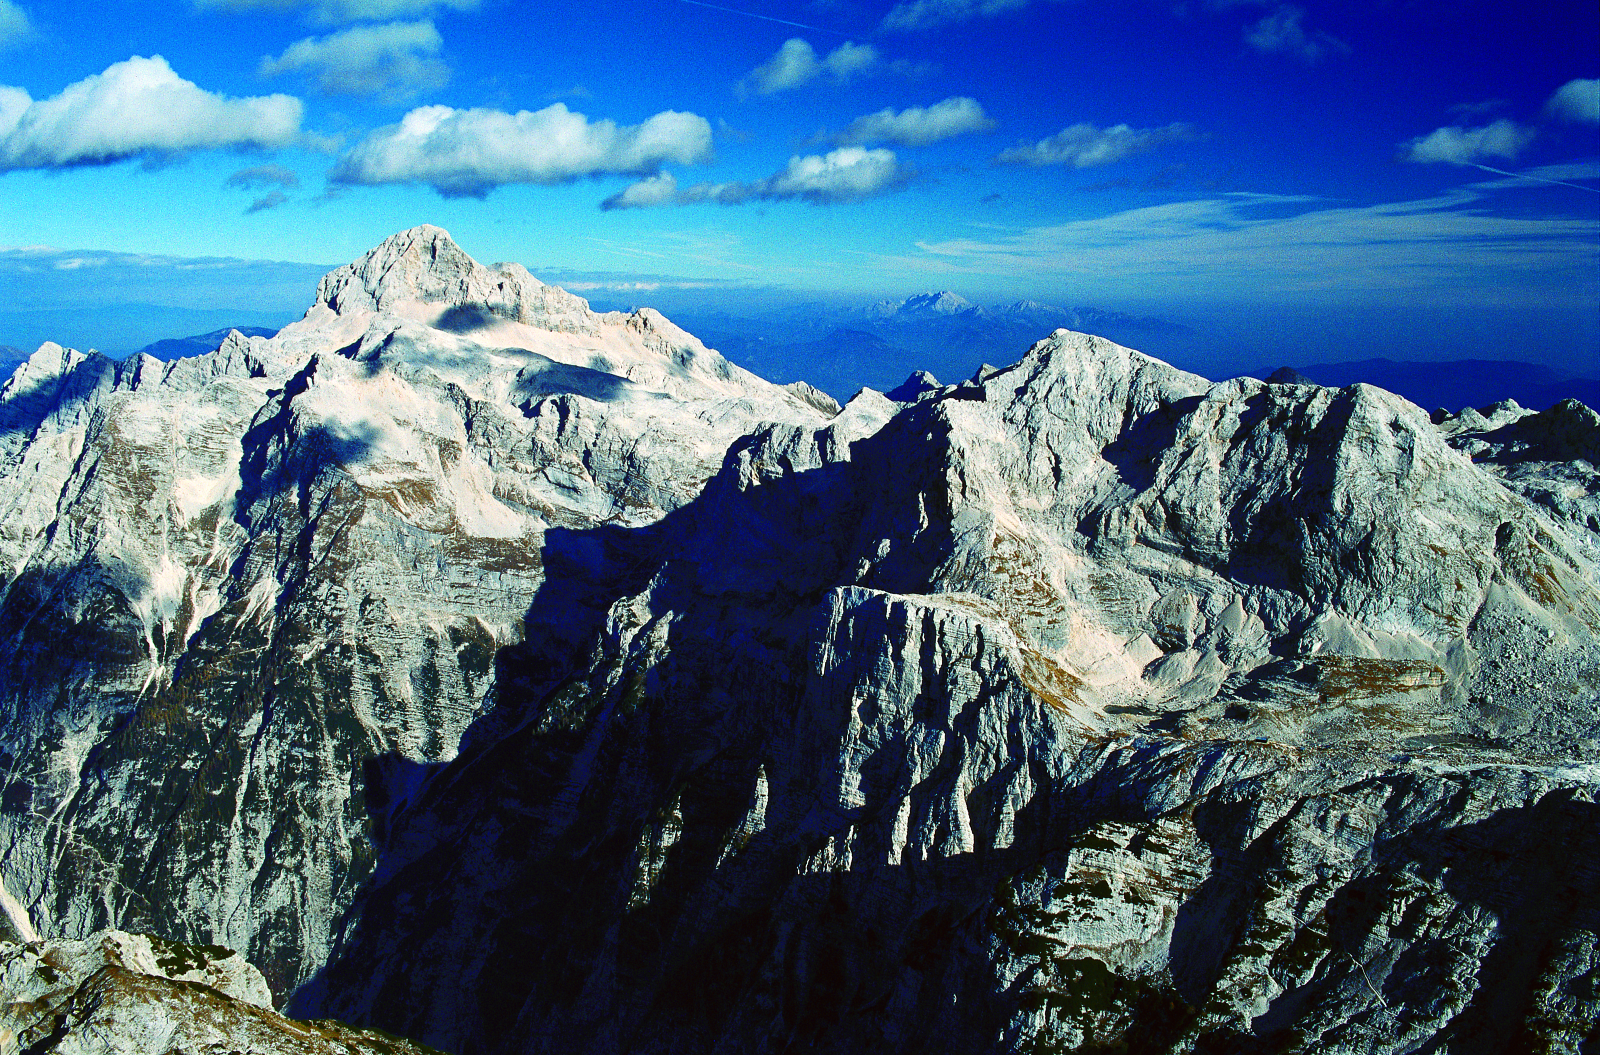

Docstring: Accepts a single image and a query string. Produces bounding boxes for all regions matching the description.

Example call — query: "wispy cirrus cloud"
[1462,161,1600,194]
[226,163,300,190]
[1244,5,1348,63]
[331,102,713,198]
[601,147,907,209]
[879,0,1029,32]
[834,97,994,147]
[245,189,290,212]
[0,56,303,172]
[194,0,477,26]
[227,164,301,212]
[259,20,449,102]
[880,188,1596,300]
[994,121,1194,168]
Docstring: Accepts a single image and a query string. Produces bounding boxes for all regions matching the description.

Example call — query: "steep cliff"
[0,227,1594,1053]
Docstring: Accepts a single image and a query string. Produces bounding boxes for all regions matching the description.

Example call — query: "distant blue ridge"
[132,326,280,361]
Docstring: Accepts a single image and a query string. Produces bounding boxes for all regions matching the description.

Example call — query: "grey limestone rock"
[0,930,441,1054]
[0,227,1595,1054]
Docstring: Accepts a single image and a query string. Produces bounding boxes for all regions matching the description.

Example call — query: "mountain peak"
[898,291,971,316]
[315,224,508,314]
[310,224,597,334]
[1000,299,1066,316]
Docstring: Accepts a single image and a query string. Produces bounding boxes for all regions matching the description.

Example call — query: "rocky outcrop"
[0,227,1595,1053]
[0,931,441,1054]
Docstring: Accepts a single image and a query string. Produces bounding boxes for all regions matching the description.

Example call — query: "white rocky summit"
[0,226,1594,1054]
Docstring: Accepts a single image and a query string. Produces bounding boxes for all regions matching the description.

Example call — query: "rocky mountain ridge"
[0,930,442,1053]
[0,225,1595,1054]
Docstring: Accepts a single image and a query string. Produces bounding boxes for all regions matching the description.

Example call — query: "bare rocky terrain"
[0,226,1594,1053]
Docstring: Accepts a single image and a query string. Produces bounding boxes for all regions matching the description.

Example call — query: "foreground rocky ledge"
[0,930,443,1054]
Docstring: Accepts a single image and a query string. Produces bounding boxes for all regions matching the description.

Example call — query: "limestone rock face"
[0,931,440,1054]
[0,226,1596,1054]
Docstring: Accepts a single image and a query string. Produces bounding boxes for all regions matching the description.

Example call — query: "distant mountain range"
[674,292,1195,399]
[0,304,295,359]
[133,326,280,361]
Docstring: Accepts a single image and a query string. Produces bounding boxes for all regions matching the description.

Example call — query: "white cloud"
[879,0,1028,32]
[994,122,1194,168]
[0,56,303,172]
[1245,5,1348,63]
[836,97,994,147]
[737,38,886,96]
[824,41,879,79]
[757,147,905,201]
[740,39,818,95]
[259,20,448,102]
[1404,119,1535,164]
[602,171,682,210]
[331,102,714,198]
[601,147,907,210]
[0,85,27,136]
[0,1,29,46]
[1545,78,1600,125]
[194,0,477,26]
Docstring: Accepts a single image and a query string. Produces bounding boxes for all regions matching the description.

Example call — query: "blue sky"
[0,0,1596,373]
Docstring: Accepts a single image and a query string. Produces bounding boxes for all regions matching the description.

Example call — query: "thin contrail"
[670,0,844,35]
[1470,163,1600,194]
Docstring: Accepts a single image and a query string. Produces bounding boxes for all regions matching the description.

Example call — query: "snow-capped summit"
[896,290,972,316]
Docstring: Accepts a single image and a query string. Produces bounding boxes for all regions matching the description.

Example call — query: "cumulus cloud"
[0,56,303,172]
[825,41,881,77]
[994,122,1194,168]
[259,20,448,102]
[879,0,1028,32]
[601,147,907,209]
[601,172,687,210]
[1245,5,1348,63]
[753,147,905,202]
[331,102,713,198]
[226,163,300,189]
[836,97,994,147]
[737,38,888,96]
[194,0,477,26]
[0,1,29,46]
[739,39,819,95]
[1545,78,1600,125]
[1404,119,1535,165]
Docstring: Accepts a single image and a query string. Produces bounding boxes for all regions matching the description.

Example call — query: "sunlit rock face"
[0,930,442,1054]
[0,226,1595,1054]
